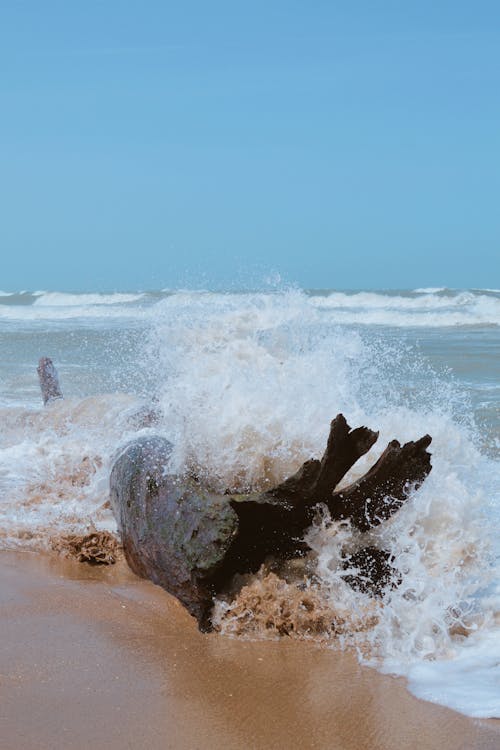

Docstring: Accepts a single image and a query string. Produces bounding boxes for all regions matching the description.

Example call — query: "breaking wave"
[0,287,498,327]
[33,291,145,306]
[0,287,498,718]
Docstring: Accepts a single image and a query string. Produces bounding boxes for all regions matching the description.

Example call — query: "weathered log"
[110,415,432,629]
[37,357,63,405]
[110,436,239,628]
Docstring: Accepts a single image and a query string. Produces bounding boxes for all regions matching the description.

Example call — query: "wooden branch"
[327,434,432,531]
[266,414,378,507]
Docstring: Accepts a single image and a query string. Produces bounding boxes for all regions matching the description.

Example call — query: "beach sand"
[1,551,498,750]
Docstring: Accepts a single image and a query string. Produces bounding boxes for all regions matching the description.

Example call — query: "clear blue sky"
[1,1,499,290]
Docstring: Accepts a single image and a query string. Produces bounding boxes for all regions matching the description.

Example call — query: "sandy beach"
[0,551,498,750]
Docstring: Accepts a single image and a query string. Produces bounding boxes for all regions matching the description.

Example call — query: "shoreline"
[1,550,499,750]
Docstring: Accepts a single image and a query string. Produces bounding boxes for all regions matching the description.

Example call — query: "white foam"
[33,291,144,306]
[0,304,146,322]
[413,287,447,293]
[313,291,456,309]
[404,627,500,717]
[0,395,145,547]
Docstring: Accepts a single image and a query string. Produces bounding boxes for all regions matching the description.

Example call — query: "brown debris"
[213,572,379,639]
[51,531,120,564]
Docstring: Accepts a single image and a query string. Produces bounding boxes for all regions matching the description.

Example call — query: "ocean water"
[0,286,498,718]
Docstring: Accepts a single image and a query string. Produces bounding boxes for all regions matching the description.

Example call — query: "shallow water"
[0,286,498,717]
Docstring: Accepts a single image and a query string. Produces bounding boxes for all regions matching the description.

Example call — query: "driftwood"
[37,357,63,405]
[225,415,432,568]
[110,415,432,630]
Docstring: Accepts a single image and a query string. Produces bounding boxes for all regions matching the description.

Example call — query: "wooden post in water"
[37,357,63,405]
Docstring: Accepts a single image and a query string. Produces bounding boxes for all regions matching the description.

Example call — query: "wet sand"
[1,551,499,750]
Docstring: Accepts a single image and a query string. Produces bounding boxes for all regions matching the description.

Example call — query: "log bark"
[37,357,63,405]
[110,415,432,630]
[110,436,239,628]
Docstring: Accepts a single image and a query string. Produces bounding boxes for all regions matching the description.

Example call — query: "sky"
[1,1,499,291]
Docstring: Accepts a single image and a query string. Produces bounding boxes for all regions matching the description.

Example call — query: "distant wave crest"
[0,288,498,327]
[33,291,144,306]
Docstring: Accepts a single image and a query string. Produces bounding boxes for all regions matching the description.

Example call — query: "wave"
[0,288,499,327]
[413,286,448,293]
[33,291,145,306]
[309,290,500,327]
[147,290,500,717]
[0,305,147,322]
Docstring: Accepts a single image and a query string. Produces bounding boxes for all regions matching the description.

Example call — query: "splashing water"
[0,287,498,717]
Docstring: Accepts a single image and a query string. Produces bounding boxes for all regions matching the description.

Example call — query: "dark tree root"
[215,416,431,576]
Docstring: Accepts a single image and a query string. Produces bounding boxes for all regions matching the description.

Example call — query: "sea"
[0,286,498,718]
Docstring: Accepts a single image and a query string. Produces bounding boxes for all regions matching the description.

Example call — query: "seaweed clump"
[51,531,120,564]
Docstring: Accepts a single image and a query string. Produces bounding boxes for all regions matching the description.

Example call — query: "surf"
[0,287,498,717]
